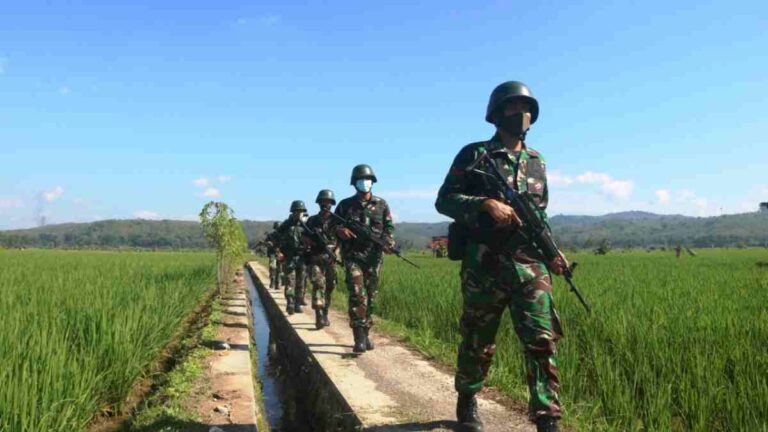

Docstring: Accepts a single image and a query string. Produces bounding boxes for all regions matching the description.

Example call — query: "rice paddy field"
[0,250,215,432]
[333,249,768,431]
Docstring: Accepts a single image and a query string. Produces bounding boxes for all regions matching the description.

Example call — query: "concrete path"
[196,270,260,431]
[248,262,533,432]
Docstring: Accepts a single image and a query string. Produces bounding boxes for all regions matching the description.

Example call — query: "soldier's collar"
[486,134,528,156]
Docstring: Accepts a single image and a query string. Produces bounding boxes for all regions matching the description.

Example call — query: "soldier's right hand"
[481,199,522,227]
[336,227,357,240]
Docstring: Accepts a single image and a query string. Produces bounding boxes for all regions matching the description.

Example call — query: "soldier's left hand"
[547,255,568,276]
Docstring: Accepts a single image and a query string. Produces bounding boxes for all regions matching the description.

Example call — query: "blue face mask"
[355,179,373,193]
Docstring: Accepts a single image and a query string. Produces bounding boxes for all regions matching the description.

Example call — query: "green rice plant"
[0,250,215,432]
[333,249,768,431]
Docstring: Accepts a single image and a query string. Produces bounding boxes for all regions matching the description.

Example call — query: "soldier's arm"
[382,201,396,247]
[435,145,487,224]
[536,154,551,231]
[331,202,347,239]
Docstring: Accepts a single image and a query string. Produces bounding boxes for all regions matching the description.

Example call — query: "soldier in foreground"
[435,81,568,432]
[303,189,339,329]
[332,164,395,353]
[276,200,308,315]
[266,222,282,290]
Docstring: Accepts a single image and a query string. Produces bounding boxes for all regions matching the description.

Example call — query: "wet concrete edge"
[245,262,364,432]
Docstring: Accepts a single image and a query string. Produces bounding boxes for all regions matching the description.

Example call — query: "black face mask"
[320,204,332,212]
[497,112,531,140]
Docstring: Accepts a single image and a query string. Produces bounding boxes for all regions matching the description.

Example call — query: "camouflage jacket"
[332,194,395,261]
[435,135,550,258]
[276,218,306,258]
[265,230,279,255]
[304,210,337,258]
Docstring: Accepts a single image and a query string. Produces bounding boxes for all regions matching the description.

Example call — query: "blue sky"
[1,0,767,229]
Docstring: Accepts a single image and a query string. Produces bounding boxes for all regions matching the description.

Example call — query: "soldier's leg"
[344,260,367,328]
[509,274,563,421]
[360,260,382,350]
[283,265,296,314]
[455,271,508,394]
[310,263,326,309]
[295,262,306,310]
[323,262,336,320]
[362,260,382,328]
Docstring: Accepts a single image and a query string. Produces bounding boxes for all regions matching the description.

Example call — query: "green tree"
[199,201,248,293]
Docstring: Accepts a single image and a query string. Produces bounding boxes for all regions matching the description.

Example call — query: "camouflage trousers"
[268,255,281,289]
[308,258,336,310]
[343,257,382,329]
[281,256,305,301]
[456,243,563,420]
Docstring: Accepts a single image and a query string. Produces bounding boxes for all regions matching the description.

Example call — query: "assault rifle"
[299,219,343,266]
[466,152,591,313]
[329,212,421,269]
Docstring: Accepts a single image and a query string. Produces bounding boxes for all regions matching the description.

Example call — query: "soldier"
[276,200,308,315]
[266,222,282,290]
[303,189,339,329]
[333,164,395,353]
[435,81,568,432]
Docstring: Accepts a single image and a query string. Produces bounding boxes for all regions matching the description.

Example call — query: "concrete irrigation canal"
[244,262,534,432]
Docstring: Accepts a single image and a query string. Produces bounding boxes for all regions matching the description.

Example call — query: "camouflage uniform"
[333,195,395,329]
[276,218,306,306]
[305,210,338,313]
[266,230,282,290]
[435,135,563,421]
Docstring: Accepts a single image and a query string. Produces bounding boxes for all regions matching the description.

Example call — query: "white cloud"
[134,210,160,220]
[193,177,209,187]
[58,86,71,95]
[201,187,221,198]
[0,198,23,209]
[656,189,671,205]
[679,189,696,201]
[575,171,634,199]
[231,14,280,28]
[382,188,439,200]
[41,186,64,202]
[259,14,281,26]
[217,175,232,183]
[547,171,574,187]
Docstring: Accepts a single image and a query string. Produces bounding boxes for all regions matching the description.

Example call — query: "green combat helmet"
[350,164,377,185]
[485,81,539,124]
[290,200,307,212]
[315,189,336,205]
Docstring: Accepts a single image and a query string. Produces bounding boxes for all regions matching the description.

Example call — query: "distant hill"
[549,211,768,248]
[1,211,766,250]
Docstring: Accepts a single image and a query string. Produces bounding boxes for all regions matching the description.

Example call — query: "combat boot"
[322,307,331,327]
[364,327,374,350]
[315,308,324,329]
[535,416,559,432]
[286,298,295,315]
[294,303,303,313]
[352,327,367,353]
[456,392,483,432]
